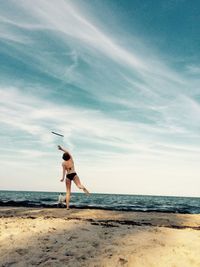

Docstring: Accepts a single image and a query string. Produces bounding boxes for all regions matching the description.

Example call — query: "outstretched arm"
[58,145,71,154]
[58,145,67,152]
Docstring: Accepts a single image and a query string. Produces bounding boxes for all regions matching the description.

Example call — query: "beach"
[0,207,200,267]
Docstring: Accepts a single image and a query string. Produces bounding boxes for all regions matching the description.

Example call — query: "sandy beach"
[0,207,200,267]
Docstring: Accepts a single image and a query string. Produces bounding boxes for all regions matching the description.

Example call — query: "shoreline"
[1,207,200,266]
[0,203,199,214]
[1,206,200,227]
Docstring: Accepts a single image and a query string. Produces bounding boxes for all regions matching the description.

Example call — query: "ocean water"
[0,190,200,214]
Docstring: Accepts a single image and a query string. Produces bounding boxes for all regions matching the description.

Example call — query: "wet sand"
[0,207,200,267]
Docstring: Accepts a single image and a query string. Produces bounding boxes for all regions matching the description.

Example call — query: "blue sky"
[0,0,200,196]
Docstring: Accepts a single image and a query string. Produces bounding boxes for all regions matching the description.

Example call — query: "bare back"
[62,157,75,173]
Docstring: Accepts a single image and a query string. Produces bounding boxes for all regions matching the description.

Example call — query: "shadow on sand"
[0,207,200,267]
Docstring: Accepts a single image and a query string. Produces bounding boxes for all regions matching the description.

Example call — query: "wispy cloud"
[1,86,199,161]
[186,64,200,75]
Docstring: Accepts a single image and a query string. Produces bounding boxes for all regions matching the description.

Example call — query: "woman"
[58,145,89,209]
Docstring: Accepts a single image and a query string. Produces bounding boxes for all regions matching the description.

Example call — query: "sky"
[0,0,200,197]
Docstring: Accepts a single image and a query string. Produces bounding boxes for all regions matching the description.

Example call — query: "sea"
[0,190,200,214]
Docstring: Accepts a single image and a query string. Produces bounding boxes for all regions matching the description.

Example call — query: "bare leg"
[73,175,90,195]
[65,178,71,209]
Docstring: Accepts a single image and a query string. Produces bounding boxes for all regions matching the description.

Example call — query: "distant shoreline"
[1,189,199,198]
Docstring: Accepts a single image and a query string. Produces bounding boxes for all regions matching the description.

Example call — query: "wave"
[0,200,57,208]
[0,200,198,214]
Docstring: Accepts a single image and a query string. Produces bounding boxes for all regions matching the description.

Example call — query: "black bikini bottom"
[66,172,77,180]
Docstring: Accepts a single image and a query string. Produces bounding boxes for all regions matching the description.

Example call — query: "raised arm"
[58,145,71,154]
[58,145,73,161]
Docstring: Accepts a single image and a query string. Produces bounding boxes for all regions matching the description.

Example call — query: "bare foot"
[83,188,90,195]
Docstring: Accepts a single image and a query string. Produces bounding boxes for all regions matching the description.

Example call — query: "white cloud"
[1,86,200,161]
[186,64,200,74]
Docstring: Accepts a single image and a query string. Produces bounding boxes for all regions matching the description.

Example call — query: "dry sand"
[0,207,200,267]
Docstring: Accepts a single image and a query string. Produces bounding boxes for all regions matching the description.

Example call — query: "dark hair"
[62,152,71,161]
